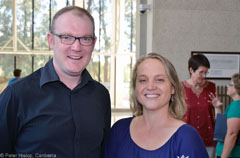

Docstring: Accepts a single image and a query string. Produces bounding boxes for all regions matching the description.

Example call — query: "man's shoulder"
[20,69,41,82]
[1,69,42,98]
[90,79,109,93]
[82,69,109,92]
[9,68,42,89]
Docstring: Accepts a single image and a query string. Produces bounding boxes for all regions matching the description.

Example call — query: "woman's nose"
[147,81,157,90]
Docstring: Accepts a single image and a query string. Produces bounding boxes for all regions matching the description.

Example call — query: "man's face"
[47,11,96,78]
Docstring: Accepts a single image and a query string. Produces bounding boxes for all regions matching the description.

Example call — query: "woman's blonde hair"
[130,52,187,120]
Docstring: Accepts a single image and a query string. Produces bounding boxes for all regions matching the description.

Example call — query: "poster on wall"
[191,52,240,79]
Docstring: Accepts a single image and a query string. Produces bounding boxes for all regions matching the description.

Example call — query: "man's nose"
[71,39,82,50]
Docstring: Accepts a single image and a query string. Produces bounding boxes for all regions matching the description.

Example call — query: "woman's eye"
[157,79,164,82]
[139,79,146,83]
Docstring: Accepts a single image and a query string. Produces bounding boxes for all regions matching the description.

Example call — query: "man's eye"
[62,36,72,40]
[82,37,92,41]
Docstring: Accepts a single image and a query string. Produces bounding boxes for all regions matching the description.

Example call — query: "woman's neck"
[141,107,174,128]
[232,95,240,101]
[187,78,205,88]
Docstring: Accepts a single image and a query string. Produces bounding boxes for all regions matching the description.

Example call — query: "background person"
[105,53,208,158]
[8,68,21,85]
[182,54,221,158]
[210,73,240,158]
[0,6,111,158]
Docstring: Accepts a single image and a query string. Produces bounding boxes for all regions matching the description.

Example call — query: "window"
[0,0,136,123]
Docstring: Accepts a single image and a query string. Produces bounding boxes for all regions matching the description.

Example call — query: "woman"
[105,53,208,158]
[182,54,221,158]
[211,73,240,158]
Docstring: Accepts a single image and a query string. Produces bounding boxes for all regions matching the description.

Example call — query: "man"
[8,68,22,85]
[0,6,111,158]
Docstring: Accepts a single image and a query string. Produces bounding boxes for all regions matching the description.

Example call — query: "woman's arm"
[221,118,240,158]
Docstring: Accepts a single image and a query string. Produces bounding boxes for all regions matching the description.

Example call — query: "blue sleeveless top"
[105,117,209,158]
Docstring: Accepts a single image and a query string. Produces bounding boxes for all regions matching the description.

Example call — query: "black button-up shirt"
[0,59,111,158]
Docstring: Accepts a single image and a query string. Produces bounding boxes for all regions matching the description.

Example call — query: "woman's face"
[190,66,208,84]
[135,58,175,113]
[227,80,237,98]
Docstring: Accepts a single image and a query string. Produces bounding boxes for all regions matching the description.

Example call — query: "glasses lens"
[198,71,208,76]
[61,35,75,44]
[80,37,94,46]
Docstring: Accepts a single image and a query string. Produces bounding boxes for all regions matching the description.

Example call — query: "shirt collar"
[40,59,94,88]
[40,59,59,87]
[75,68,94,89]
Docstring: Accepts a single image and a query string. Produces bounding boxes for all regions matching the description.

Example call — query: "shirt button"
[197,102,200,104]
[208,126,211,129]
[197,116,200,119]
[197,126,199,129]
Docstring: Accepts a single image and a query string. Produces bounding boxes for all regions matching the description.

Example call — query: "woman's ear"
[189,67,194,75]
[171,86,175,95]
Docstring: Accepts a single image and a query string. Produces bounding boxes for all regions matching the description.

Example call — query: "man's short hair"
[50,6,95,36]
[13,69,22,77]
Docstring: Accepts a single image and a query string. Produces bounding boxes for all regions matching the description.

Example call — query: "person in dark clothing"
[0,6,111,158]
[8,68,22,85]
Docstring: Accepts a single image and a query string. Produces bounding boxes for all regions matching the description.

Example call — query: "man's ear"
[92,36,97,47]
[47,32,54,49]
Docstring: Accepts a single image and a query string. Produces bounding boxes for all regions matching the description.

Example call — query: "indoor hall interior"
[0,0,240,125]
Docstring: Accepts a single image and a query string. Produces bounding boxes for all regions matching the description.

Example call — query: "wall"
[137,0,240,85]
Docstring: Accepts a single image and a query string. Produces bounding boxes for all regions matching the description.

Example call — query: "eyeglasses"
[227,83,234,87]
[198,71,209,76]
[52,33,95,46]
